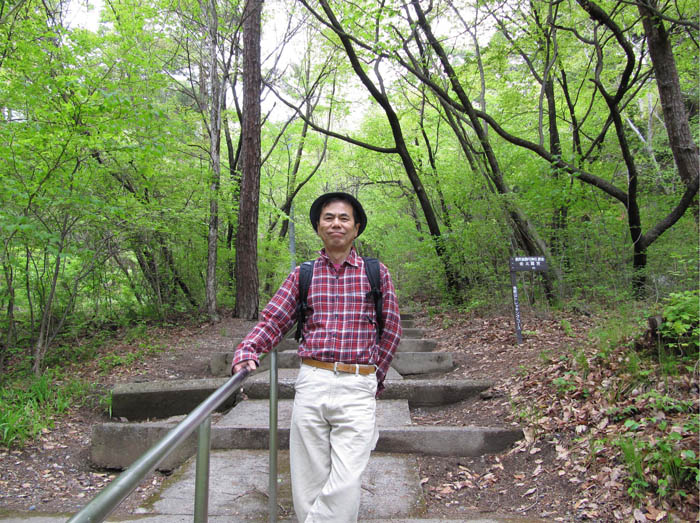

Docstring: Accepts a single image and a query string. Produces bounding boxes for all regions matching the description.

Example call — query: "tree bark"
[234,0,262,319]
[32,226,65,375]
[223,95,242,291]
[637,0,699,211]
[203,0,223,322]
[1,262,16,373]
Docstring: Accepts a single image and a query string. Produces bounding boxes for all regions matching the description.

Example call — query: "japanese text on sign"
[509,256,548,272]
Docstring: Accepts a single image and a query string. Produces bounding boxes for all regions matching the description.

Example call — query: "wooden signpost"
[509,256,548,344]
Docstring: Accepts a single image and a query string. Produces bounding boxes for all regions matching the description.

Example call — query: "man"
[232,192,402,522]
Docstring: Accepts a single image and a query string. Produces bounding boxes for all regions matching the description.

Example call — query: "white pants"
[290,363,379,523]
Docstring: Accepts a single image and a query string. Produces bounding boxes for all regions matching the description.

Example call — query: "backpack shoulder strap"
[362,257,384,343]
[295,260,315,343]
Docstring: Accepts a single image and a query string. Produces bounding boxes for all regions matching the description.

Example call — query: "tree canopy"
[1,0,697,372]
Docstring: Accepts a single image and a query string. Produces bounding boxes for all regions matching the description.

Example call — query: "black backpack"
[294,257,384,344]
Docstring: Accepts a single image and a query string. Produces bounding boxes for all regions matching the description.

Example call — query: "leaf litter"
[410,308,698,522]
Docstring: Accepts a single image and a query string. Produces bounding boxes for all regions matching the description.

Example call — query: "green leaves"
[659,290,699,354]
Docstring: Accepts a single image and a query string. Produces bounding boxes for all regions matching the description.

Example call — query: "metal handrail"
[67,366,258,522]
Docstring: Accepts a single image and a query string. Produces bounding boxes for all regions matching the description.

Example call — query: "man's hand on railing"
[233,360,257,375]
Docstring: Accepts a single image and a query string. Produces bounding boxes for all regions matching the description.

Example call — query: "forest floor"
[0,307,697,522]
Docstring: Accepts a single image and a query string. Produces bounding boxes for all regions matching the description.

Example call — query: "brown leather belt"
[301,358,376,375]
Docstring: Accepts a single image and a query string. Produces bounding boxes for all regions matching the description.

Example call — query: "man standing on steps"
[232,192,402,522]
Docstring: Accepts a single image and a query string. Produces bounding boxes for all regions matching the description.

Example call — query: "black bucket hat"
[309,192,367,236]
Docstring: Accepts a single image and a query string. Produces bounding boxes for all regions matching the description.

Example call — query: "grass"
[0,369,93,448]
[0,324,164,448]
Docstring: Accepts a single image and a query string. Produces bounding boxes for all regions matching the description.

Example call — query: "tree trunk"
[1,262,16,373]
[637,0,699,217]
[32,237,64,375]
[234,0,262,320]
[223,96,241,291]
[204,0,223,322]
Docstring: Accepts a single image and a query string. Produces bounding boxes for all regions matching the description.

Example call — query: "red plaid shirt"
[232,247,402,392]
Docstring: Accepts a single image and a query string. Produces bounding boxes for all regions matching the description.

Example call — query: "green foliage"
[99,390,113,418]
[560,318,574,337]
[586,306,699,504]
[124,323,149,344]
[0,370,92,448]
[616,415,699,502]
[573,348,590,378]
[1,0,697,370]
[658,290,699,355]
[615,436,650,500]
[552,371,577,396]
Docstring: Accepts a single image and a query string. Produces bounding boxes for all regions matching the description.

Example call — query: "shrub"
[659,290,699,356]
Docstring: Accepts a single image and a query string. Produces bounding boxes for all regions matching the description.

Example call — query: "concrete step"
[401,319,415,329]
[396,338,437,352]
[242,375,490,408]
[91,418,522,470]
[392,352,453,375]
[110,371,488,420]
[209,348,444,377]
[218,399,412,429]
[401,327,425,338]
[109,377,234,420]
[134,450,426,521]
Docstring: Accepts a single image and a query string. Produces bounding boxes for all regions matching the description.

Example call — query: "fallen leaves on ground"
[412,308,699,522]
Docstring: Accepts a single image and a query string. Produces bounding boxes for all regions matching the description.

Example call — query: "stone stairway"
[89,314,523,520]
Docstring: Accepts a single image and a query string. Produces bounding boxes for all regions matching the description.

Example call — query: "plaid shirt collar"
[319,246,360,268]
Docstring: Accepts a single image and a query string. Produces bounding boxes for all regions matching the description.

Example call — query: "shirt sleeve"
[374,262,402,395]
[231,268,300,372]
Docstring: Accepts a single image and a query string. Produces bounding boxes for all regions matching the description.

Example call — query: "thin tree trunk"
[1,262,15,373]
[32,233,65,375]
[204,0,223,322]
[223,97,241,291]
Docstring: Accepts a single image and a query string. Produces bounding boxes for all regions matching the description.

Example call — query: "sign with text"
[509,257,548,344]
[510,256,548,272]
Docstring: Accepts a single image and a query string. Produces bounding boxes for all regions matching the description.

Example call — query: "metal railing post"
[194,415,212,523]
[67,369,250,523]
[269,350,279,522]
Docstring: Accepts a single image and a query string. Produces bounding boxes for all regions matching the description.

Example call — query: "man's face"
[317,200,360,251]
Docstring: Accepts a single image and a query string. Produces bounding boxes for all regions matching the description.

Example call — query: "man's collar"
[319,246,360,267]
